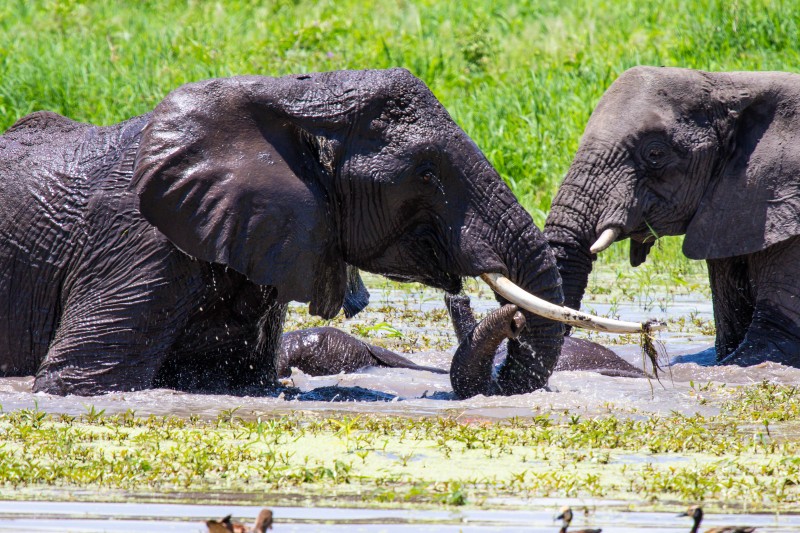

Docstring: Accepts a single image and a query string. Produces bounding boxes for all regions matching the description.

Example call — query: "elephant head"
[132,68,578,394]
[545,66,800,312]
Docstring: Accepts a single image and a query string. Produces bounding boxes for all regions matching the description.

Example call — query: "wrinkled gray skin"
[276,292,642,395]
[444,294,645,398]
[545,66,800,366]
[278,328,447,378]
[0,68,563,396]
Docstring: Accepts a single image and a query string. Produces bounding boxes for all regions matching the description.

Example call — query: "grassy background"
[1,0,798,273]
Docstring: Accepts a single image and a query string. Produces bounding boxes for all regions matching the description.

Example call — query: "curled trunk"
[455,181,565,395]
[447,295,648,397]
[447,294,526,398]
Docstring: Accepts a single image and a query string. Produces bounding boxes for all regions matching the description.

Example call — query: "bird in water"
[206,508,273,532]
[678,506,755,533]
[556,507,602,533]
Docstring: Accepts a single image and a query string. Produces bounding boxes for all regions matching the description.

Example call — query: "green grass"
[3,2,747,297]
[2,0,797,252]
[1,382,800,510]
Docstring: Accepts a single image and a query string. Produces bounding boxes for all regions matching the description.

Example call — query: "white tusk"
[590,227,621,254]
[481,273,666,334]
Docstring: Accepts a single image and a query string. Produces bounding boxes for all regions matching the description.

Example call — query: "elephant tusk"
[590,227,621,254]
[480,273,666,334]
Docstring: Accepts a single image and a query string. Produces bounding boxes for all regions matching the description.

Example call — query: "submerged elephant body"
[0,69,567,395]
[278,327,447,378]
[556,337,646,379]
[546,66,800,366]
[275,299,640,396]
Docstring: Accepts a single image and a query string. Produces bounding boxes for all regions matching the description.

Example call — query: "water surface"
[0,500,794,532]
[0,287,797,420]
[0,285,798,529]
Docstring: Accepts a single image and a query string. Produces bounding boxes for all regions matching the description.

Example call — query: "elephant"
[278,326,447,378]
[545,66,800,366]
[444,294,647,398]
[1,67,624,396]
[274,292,642,400]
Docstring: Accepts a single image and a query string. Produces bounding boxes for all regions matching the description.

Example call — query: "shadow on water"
[670,347,717,366]
[288,385,398,402]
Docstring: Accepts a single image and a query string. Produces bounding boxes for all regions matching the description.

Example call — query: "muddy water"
[0,284,797,420]
[0,501,795,532]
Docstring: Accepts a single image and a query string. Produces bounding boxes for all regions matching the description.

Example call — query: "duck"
[556,507,602,533]
[678,506,755,533]
[206,508,273,532]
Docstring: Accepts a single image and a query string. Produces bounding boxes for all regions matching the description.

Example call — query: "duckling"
[206,508,273,532]
[556,507,602,533]
[678,506,755,533]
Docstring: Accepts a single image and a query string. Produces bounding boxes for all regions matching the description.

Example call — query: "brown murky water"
[0,285,797,419]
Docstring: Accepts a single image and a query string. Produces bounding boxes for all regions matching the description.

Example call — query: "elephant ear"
[684,89,800,260]
[132,75,359,318]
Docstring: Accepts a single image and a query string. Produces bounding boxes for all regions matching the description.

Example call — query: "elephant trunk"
[449,148,648,397]
[544,216,595,313]
[493,211,565,395]
[448,296,526,399]
[445,293,477,344]
[544,157,634,313]
[457,180,566,396]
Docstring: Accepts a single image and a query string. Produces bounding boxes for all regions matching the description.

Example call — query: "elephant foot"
[33,372,96,396]
[714,300,800,367]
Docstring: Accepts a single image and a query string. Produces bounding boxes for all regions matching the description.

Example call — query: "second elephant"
[546,66,800,366]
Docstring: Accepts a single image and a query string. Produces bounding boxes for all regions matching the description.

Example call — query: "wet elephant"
[273,292,643,401]
[1,68,621,396]
[545,66,800,367]
[278,327,447,378]
[444,294,646,398]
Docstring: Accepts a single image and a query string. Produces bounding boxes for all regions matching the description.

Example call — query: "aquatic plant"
[0,383,799,510]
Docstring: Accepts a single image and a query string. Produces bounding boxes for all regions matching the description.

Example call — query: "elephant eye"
[414,159,441,191]
[641,141,670,169]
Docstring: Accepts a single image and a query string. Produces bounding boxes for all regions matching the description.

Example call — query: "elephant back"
[0,112,154,371]
[1,111,89,175]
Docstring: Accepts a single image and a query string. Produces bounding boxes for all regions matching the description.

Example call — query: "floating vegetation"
[0,382,798,511]
[640,321,668,382]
